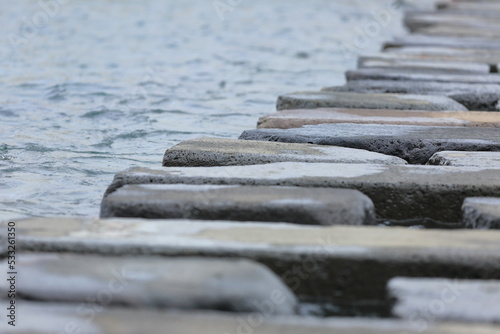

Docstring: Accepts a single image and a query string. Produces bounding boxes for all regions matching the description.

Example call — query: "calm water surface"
[0,0,432,219]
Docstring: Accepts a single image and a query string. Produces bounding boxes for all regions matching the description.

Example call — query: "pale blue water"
[0,0,429,219]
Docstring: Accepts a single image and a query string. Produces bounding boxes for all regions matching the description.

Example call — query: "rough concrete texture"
[462,197,500,229]
[257,108,500,129]
[3,302,500,334]
[389,277,500,324]
[240,123,500,164]
[346,68,500,84]
[100,184,376,226]
[428,151,500,167]
[105,162,500,222]
[162,137,406,167]
[4,218,500,313]
[276,91,468,112]
[404,12,500,32]
[358,56,490,74]
[326,79,500,111]
[385,34,500,50]
[0,253,297,314]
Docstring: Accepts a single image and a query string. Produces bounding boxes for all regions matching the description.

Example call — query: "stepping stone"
[463,197,500,229]
[0,253,297,314]
[389,277,500,323]
[385,35,500,51]
[326,80,500,111]
[257,108,500,129]
[438,2,500,12]
[4,301,499,334]
[277,92,467,112]
[358,56,490,74]
[385,46,500,65]
[162,137,407,167]
[346,68,500,84]
[404,12,500,31]
[418,25,500,39]
[240,123,500,164]
[100,184,376,226]
[106,162,500,222]
[5,218,500,316]
[428,151,500,167]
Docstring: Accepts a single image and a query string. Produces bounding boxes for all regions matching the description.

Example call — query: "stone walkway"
[3,0,500,333]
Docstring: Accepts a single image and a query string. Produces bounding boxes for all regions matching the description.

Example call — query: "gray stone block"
[463,197,500,229]
[3,301,500,334]
[106,162,500,222]
[404,12,500,31]
[346,68,500,84]
[240,123,500,164]
[427,151,500,167]
[389,277,500,324]
[276,91,468,112]
[0,253,297,314]
[5,218,500,315]
[100,184,376,226]
[326,80,500,111]
[385,46,500,66]
[418,25,500,39]
[162,137,407,167]
[385,34,500,51]
[258,108,500,129]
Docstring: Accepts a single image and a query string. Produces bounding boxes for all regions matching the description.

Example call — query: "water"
[0,0,434,220]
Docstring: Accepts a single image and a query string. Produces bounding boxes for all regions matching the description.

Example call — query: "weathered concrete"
[100,184,376,226]
[4,218,500,313]
[404,12,500,32]
[427,151,500,167]
[276,92,468,112]
[162,137,406,167]
[240,123,500,164]
[326,80,500,111]
[3,301,500,334]
[106,162,500,222]
[389,277,500,324]
[346,68,500,84]
[257,108,500,129]
[358,56,490,74]
[385,35,500,51]
[0,253,297,314]
[463,197,500,230]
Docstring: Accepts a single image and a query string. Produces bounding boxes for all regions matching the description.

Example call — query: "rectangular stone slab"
[388,277,500,323]
[326,80,500,111]
[106,162,500,222]
[404,12,500,31]
[3,302,499,334]
[385,46,500,65]
[0,253,297,314]
[4,218,500,314]
[257,108,500,129]
[277,92,467,112]
[162,137,407,167]
[346,68,500,84]
[239,123,500,164]
[358,56,490,74]
[100,184,376,226]
[428,151,500,167]
[385,35,500,51]
[463,197,500,229]
[417,25,500,39]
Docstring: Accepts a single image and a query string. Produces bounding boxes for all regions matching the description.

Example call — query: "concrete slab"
[326,80,500,111]
[240,123,500,164]
[162,137,407,167]
[0,253,297,314]
[404,12,500,31]
[100,184,376,226]
[463,197,500,229]
[4,218,500,313]
[346,68,500,84]
[365,50,500,66]
[358,56,490,74]
[257,108,500,129]
[385,35,500,51]
[438,2,500,12]
[427,151,500,167]
[106,162,500,222]
[277,92,468,112]
[389,277,500,324]
[3,301,500,334]
[417,25,500,39]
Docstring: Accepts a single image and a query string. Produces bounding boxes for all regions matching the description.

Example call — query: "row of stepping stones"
[4,1,500,333]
